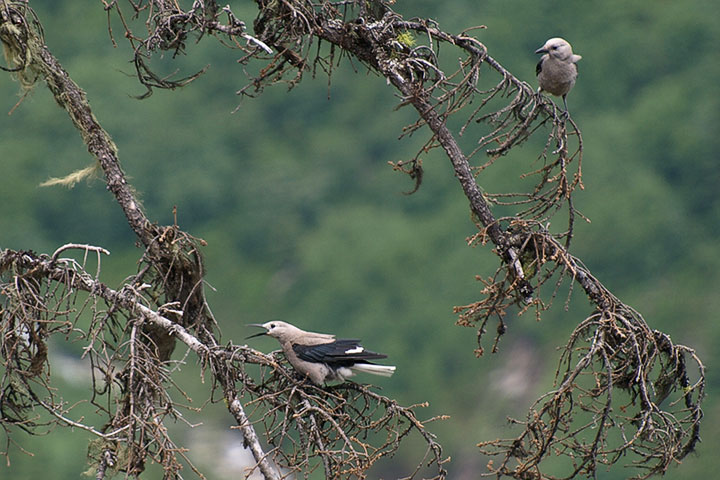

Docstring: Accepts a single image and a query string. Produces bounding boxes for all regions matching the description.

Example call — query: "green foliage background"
[0,1,718,478]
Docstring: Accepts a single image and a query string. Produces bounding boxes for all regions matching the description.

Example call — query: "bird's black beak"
[246,324,268,339]
[535,47,548,54]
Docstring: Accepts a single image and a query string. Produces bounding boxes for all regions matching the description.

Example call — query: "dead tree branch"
[0,0,705,479]
[0,248,445,478]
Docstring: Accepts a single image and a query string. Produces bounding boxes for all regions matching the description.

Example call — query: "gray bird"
[535,37,582,113]
[247,321,396,385]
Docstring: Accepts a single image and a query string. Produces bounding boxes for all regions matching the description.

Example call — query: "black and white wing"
[293,339,387,367]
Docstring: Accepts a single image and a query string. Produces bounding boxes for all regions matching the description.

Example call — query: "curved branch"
[0,248,280,478]
[37,48,154,244]
[0,247,446,479]
[0,1,706,479]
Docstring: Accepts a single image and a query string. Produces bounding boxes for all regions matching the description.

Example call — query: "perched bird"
[535,37,582,113]
[247,321,396,385]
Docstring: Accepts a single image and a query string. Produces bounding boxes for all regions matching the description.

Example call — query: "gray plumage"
[535,37,581,113]
[247,321,396,385]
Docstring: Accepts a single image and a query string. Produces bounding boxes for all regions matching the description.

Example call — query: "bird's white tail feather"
[350,363,396,377]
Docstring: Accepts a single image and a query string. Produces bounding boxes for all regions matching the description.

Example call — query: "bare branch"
[0,247,446,478]
[0,1,705,479]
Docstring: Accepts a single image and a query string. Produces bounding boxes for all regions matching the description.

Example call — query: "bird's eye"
[551,45,558,50]
[269,323,276,329]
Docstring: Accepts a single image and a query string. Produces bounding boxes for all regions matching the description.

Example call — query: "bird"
[535,37,582,114]
[247,321,396,385]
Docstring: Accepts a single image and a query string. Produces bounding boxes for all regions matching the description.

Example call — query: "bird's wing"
[293,339,387,365]
[536,57,544,76]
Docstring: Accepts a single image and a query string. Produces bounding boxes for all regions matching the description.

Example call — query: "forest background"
[0,0,718,479]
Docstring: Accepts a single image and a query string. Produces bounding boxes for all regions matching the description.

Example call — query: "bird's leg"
[553,105,566,153]
[562,95,570,119]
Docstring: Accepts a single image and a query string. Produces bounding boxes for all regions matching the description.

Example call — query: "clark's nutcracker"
[247,321,396,385]
[535,37,582,113]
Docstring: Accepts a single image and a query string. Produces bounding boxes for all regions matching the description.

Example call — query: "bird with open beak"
[535,37,582,114]
[247,321,396,385]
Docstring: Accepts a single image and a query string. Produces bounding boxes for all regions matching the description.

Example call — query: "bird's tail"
[350,363,396,377]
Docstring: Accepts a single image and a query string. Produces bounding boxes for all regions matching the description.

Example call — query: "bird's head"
[246,321,298,342]
[535,37,579,62]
